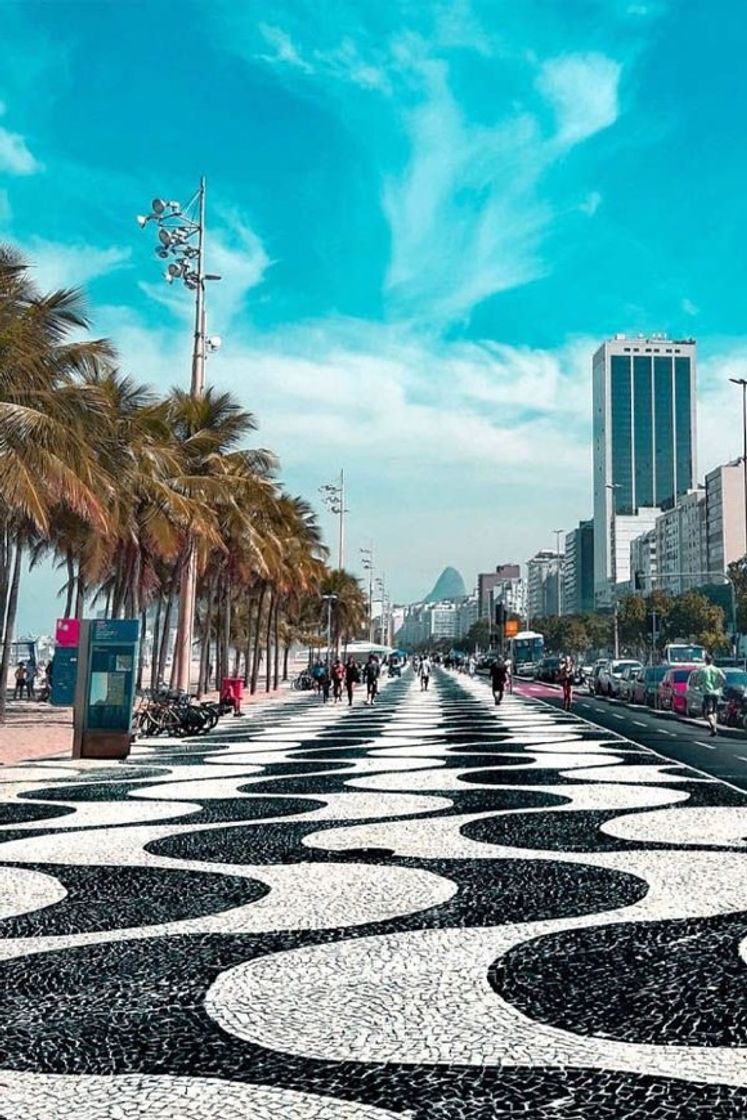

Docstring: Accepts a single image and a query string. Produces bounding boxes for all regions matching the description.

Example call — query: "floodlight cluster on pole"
[136,178,222,693]
[320,469,346,570]
[361,545,374,642]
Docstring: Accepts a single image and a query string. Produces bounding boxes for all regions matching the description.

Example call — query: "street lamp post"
[136,180,222,694]
[320,470,346,570]
[730,378,747,563]
[321,594,337,666]
[606,483,621,658]
[553,528,564,617]
[361,545,374,642]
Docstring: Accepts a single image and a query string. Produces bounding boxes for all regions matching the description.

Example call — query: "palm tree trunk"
[243,595,255,687]
[222,574,232,686]
[74,560,85,620]
[0,543,22,721]
[199,581,215,696]
[0,527,12,643]
[265,591,274,692]
[273,597,281,691]
[136,608,147,690]
[250,583,267,695]
[63,554,75,618]
[283,644,290,682]
[150,594,162,693]
[104,585,112,620]
[157,572,177,688]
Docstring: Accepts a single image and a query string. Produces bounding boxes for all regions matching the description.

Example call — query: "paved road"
[516,676,747,795]
[2,669,747,1117]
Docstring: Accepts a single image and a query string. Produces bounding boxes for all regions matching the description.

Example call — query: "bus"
[507,630,545,677]
[662,642,706,665]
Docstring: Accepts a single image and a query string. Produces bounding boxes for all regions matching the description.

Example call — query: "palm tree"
[0,246,114,717]
[320,569,368,653]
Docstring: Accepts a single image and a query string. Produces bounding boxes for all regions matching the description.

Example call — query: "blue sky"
[4,0,747,632]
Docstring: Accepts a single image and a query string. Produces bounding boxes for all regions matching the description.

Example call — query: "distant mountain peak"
[425,567,466,602]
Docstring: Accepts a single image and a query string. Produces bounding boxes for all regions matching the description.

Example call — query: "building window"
[654,355,674,506]
[611,355,633,514]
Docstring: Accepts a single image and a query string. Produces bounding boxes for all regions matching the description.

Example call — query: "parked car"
[632,666,668,707]
[535,655,563,683]
[598,659,643,698]
[657,666,698,713]
[588,660,608,695]
[719,670,747,727]
[685,667,747,719]
[618,664,643,702]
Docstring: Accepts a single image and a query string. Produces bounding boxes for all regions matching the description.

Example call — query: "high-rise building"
[563,520,594,614]
[705,461,747,573]
[477,565,521,618]
[527,550,562,619]
[593,334,697,604]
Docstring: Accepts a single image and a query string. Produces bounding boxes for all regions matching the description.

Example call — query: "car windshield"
[725,671,747,686]
[668,645,705,663]
[673,670,692,683]
[612,661,639,673]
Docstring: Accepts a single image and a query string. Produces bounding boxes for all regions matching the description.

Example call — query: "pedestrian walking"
[320,663,331,703]
[344,656,360,707]
[490,658,508,705]
[13,662,27,701]
[331,658,345,703]
[363,654,380,705]
[26,662,36,700]
[311,660,325,697]
[468,655,476,678]
[419,655,431,691]
[559,656,574,712]
[697,653,726,737]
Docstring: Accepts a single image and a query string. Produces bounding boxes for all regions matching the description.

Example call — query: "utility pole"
[320,471,346,570]
[137,178,222,694]
[554,528,564,617]
[606,483,621,658]
[360,545,374,642]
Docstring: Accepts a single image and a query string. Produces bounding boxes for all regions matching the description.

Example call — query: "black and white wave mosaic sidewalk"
[4,671,747,1117]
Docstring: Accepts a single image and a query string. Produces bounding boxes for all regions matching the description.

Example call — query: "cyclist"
[698,653,726,737]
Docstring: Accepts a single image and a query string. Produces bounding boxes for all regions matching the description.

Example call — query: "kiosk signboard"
[73,619,140,760]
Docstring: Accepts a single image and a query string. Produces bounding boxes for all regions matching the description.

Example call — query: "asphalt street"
[516,677,747,795]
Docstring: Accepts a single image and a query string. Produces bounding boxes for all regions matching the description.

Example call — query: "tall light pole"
[606,483,621,658]
[137,181,222,694]
[553,528,564,617]
[361,545,374,642]
[729,378,747,562]
[321,593,337,666]
[320,470,346,570]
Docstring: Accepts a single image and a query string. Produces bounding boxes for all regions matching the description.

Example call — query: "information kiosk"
[72,619,140,760]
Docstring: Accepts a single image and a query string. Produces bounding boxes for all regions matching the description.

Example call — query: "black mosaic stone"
[0,863,268,938]
[491,912,747,1045]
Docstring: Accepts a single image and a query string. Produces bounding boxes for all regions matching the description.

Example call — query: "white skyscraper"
[593,334,697,605]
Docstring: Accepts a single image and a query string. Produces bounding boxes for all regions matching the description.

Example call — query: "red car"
[657,666,699,714]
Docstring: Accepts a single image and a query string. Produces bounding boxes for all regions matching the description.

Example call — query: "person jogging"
[559,656,574,712]
[698,653,726,737]
[490,658,508,705]
[363,654,380,706]
[419,655,431,691]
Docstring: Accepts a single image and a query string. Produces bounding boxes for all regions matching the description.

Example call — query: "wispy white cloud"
[580,191,602,216]
[257,20,389,91]
[383,51,551,323]
[26,238,130,291]
[537,52,622,145]
[682,297,699,316]
[0,124,42,175]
